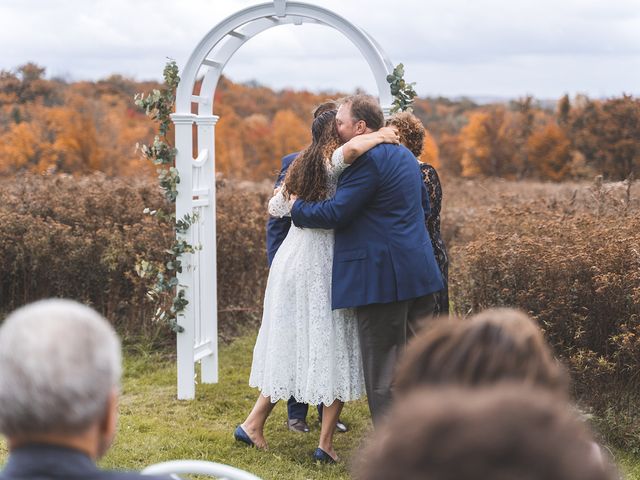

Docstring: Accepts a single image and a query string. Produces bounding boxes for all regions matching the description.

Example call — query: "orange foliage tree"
[460,108,518,178]
[270,109,309,166]
[419,129,440,169]
[437,132,464,177]
[214,103,246,178]
[0,64,156,176]
[527,122,572,181]
[1,63,638,182]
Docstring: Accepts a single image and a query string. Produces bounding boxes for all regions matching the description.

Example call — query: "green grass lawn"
[1,331,639,479]
[104,332,374,479]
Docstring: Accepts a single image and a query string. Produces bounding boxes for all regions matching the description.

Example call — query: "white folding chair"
[142,459,263,480]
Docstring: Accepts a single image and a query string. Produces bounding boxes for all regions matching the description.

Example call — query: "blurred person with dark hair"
[237,105,399,462]
[0,299,169,480]
[353,386,616,480]
[266,101,348,435]
[393,308,609,469]
[291,95,444,424]
[387,111,449,315]
[394,308,568,395]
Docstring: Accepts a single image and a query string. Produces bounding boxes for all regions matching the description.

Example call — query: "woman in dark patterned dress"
[387,112,449,315]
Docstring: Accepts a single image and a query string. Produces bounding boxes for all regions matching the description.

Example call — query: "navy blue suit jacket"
[266,152,298,266]
[0,444,169,480]
[291,143,444,310]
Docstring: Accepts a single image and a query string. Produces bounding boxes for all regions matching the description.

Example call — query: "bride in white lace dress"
[235,108,398,462]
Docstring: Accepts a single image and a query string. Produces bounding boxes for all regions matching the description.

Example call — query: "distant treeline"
[1,63,638,181]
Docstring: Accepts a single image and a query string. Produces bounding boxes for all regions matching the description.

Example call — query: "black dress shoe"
[287,418,310,433]
[313,447,337,464]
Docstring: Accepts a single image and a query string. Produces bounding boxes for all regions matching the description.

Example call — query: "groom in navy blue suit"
[266,102,349,434]
[291,95,444,423]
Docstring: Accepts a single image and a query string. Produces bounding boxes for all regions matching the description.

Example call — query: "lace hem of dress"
[248,382,364,406]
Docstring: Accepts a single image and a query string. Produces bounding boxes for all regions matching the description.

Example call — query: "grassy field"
[104,333,374,479]
[1,331,639,479]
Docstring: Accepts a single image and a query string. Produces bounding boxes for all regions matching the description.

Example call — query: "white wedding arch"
[171,0,394,399]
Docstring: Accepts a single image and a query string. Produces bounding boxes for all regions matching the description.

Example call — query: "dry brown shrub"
[215,177,271,340]
[445,177,640,446]
[0,173,271,344]
[4,171,640,445]
[0,173,170,338]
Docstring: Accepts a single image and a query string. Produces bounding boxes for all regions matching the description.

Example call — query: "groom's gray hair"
[0,299,122,437]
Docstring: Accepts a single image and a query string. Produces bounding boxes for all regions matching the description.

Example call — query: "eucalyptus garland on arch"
[134,60,196,333]
[387,63,417,113]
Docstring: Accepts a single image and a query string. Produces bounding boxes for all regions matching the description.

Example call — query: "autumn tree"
[598,95,640,178]
[510,95,537,178]
[437,132,464,177]
[570,95,640,179]
[214,103,246,177]
[460,107,518,178]
[0,122,39,173]
[270,109,309,170]
[1,61,636,182]
[2,63,61,105]
[420,129,440,169]
[242,113,275,176]
[0,70,21,106]
[569,96,600,172]
[557,94,571,127]
[527,123,572,181]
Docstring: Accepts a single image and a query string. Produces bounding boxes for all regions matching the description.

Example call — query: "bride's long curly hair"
[284,109,342,202]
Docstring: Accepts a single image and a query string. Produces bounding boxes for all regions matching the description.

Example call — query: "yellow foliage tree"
[242,113,274,177]
[460,108,518,178]
[527,122,572,181]
[50,95,104,173]
[419,129,440,169]
[437,132,464,177]
[214,104,245,178]
[271,109,309,166]
[0,122,38,173]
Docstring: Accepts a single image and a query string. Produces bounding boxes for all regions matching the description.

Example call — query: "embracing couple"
[234,95,444,463]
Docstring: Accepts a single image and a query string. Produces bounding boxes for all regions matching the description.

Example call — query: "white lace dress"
[248,147,365,405]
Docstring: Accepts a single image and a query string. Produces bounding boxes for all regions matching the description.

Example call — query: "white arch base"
[172,0,394,400]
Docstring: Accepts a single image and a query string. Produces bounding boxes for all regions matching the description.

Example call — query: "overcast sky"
[1,0,639,99]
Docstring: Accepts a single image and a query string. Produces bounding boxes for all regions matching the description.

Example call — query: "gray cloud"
[1,0,638,98]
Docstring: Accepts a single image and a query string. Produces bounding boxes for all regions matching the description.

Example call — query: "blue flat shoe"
[234,425,254,447]
[313,447,337,464]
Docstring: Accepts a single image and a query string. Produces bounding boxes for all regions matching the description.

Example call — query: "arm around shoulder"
[341,127,399,164]
[291,157,380,229]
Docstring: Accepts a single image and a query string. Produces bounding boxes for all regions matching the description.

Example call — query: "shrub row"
[0,173,271,343]
[3,173,640,446]
[448,185,640,446]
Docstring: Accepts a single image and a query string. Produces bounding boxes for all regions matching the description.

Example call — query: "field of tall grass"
[1,172,639,450]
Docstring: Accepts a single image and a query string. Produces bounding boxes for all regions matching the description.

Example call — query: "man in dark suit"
[266,151,296,267]
[291,95,444,424]
[0,299,169,480]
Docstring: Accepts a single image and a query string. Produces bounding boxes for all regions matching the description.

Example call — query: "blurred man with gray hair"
[0,299,167,480]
